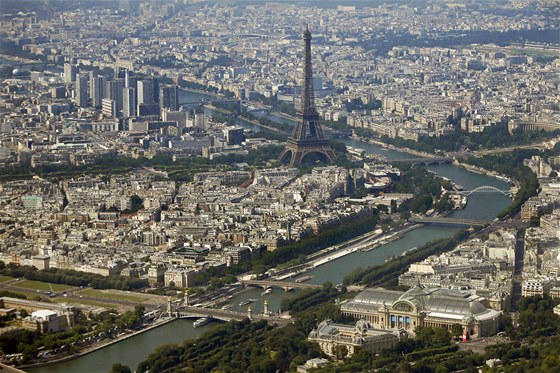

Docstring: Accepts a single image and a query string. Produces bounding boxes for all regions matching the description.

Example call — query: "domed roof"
[352,288,402,307]
[355,319,371,333]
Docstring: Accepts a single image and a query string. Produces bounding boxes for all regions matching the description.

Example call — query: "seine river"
[27,90,512,373]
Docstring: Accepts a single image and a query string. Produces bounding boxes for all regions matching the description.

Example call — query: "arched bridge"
[240,279,364,292]
[240,279,322,291]
[176,306,248,322]
[458,186,512,197]
[395,157,453,165]
[172,306,293,326]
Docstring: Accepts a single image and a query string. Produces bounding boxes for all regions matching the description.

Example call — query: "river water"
[28,90,512,373]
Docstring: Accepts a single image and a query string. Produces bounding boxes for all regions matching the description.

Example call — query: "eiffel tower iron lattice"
[278,25,335,166]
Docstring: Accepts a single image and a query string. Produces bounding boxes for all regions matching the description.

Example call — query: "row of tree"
[134,319,322,373]
[342,229,471,287]
[0,264,148,291]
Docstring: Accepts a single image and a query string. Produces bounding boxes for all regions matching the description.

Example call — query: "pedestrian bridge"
[458,186,512,197]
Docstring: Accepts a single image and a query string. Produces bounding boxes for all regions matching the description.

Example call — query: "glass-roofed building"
[340,284,502,338]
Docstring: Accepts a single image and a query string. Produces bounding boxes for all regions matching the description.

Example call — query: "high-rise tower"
[278,26,335,166]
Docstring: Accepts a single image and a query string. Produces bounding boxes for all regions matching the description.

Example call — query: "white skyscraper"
[123,87,137,118]
[91,76,106,108]
[75,74,89,108]
[64,63,76,83]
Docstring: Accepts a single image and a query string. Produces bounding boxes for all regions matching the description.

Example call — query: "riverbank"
[453,160,518,188]
[274,221,422,281]
[205,104,284,133]
[351,135,436,158]
[178,87,221,100]
[20,317,175,370]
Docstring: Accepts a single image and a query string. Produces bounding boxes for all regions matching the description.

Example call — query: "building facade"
[341,285,502,339]
[308,319,403,357]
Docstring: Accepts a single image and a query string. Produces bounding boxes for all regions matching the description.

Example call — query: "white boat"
[261,288,273,296]
[221,304,232,310]
[193,317,211,328]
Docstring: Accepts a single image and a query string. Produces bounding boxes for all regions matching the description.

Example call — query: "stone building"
[308,319,403,357]
[340,285,502,339]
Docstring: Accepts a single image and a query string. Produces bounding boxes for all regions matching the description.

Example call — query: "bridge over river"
[395,157,453,165]
[240,279,364,292]
[173,306,293,326]
[409,217,492,227]
[458,185,513,197]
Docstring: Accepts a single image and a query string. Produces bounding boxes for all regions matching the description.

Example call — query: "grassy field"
[0,275,14,283]
[13,280,74,292]
[78,289,148,303]
[51,297,119,310]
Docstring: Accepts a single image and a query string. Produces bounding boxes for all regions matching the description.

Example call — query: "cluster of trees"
[378,126,560,154]
[1,305,147,363]
[0,312,92,361]
[513,295,560,339]
[483,336,560,372]
[256,213,379,269]
[0,264,148,290]
[135,319,323,373]
[393,166,451,214]
[0,143,287,183]
[319,325,484,373]
[343,230,471,287]
[280,283,342,315]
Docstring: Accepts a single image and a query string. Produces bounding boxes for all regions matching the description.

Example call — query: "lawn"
[51,297,118,309]
[13,280,74,292]
[78,289,148,302]
[0,275,14,283]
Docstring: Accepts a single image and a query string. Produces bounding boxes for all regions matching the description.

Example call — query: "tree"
[451,323,464,339]
[19,309,29,318]
[334,345,348,360]
[110,363,132,373]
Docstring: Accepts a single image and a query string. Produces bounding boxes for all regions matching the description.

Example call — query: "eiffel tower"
[278,25,335,166]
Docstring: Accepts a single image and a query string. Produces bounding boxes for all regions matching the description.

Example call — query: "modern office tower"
[64,63,76,83]
[102,98,117,117]
[75,74,89,108]
[153,78,160,104]
[278,26,335,166]
[124,70,130,87]
[124,70,136,88]
[107,79,124,113]
[160,85,179,111]
[137,79,155,106]
[138,103,160,116]
[114,67,127,80]
[162,109,188,128]
[91,76,106,108]
[123,87,137,118]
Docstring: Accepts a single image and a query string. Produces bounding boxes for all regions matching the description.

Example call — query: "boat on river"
[294,275,313,283]
[193,317,211,328]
